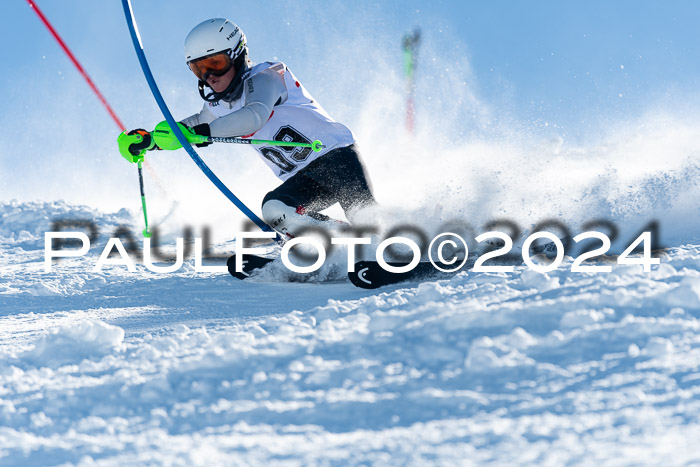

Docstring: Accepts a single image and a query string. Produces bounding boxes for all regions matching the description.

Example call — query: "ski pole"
[137,161,151,237]
[152,123,325,152]
[207,137,326,152]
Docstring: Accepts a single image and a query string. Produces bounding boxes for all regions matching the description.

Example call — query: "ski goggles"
[188,51,233,81]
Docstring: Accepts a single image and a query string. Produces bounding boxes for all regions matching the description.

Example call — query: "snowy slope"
[2,201,700,465]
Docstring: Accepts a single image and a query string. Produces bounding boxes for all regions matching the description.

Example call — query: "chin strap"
[197,80,216,101]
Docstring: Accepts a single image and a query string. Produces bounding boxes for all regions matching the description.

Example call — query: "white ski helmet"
[184,18,251,102]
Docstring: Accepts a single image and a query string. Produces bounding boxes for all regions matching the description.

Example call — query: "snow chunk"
[519,269,560,291]
[609,264,645,277]
[560,308,613,329]
[649,263,677,279]
[415,281,454,301]
[503,327,538,349]
[628,343,641,357]
[644,337,674,357]
[661,276,700,309]
[465,336,534,371]
[22,320,124,368]
[24,283,62,297]
[17,230,33,242]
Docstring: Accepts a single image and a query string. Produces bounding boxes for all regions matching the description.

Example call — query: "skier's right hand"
[117,129,158,163]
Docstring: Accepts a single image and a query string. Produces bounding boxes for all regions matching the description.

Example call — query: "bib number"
[260,126,314,174]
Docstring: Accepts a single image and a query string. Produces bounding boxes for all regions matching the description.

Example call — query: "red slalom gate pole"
[26,0,126,131]
[26,0,173,236]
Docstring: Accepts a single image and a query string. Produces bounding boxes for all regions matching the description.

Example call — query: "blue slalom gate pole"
[120,0,272,233]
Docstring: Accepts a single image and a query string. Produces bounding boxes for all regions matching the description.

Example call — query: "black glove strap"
[192,123,212,148]
[127,129,155,155]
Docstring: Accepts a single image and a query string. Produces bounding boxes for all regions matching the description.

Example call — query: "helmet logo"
[226,27,239,41]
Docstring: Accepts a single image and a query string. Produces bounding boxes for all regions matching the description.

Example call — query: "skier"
[118,18,375,238]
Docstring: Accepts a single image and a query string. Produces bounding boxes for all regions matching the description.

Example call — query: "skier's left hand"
[151,121,211,150]
[117,129,157,163]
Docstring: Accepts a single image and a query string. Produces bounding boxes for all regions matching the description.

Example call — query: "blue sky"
[2,1,700,205]
[5,1,700,134]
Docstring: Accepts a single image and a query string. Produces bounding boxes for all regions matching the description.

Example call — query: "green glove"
[117,129,156,163]
[152,121,211,150]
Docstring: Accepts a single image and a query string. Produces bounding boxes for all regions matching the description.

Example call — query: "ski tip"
[226,255,248,280]
[348,261,383,289]
[227,254,276,280]
[348,260,454,289]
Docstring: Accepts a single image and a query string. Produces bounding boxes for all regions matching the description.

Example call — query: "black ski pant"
[262,144,376,220]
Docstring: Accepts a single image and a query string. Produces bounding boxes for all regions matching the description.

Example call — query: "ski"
[226,254,276,280]
[347,233,569,289]
[348,260,454,289]
[228,236,570,285]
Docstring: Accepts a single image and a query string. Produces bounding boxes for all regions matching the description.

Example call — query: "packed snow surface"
[2,201,700,465]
